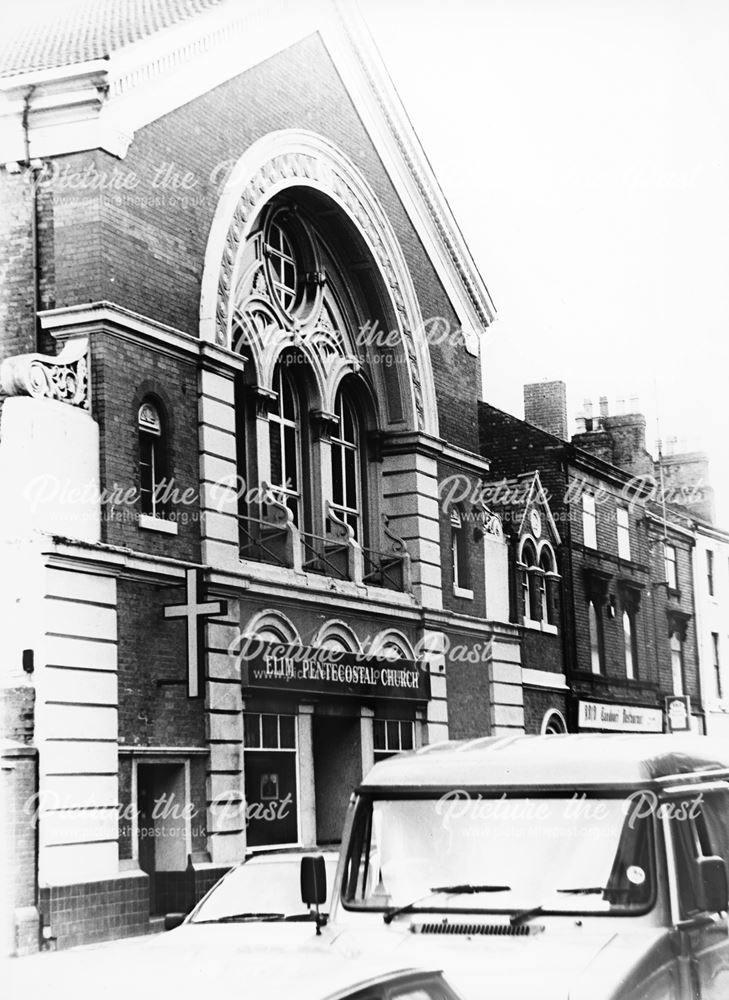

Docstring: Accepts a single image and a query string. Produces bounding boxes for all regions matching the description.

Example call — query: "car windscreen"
[190,857,337,923]
[341,792,654,917]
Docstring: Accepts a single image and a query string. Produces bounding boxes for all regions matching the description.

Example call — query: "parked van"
[306,734,729,1000]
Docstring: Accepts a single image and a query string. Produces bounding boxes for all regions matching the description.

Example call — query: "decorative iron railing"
[237,493,411,594]
[300,529,350,579]
[238,512,289,566]
[361,546,407,591]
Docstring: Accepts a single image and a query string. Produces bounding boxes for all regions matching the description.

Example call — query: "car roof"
[360,734,729,791]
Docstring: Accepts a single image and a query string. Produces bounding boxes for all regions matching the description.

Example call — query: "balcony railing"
[237,491,411,593]
[300,529,350,579]
[238,512,290,567]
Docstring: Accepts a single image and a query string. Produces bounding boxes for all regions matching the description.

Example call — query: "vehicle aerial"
[166,846,339,930]
[314,733,729,1000]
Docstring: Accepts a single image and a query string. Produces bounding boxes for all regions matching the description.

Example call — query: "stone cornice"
[39,301,199,362]
[379,430,491,475]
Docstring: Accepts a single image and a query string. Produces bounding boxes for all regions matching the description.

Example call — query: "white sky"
[361,0,729,523]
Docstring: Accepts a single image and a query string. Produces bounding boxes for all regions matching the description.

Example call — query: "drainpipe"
[21,86,42,353]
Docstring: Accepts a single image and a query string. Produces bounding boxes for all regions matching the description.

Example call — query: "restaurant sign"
[240,640,430,702]
[578,699,663,733]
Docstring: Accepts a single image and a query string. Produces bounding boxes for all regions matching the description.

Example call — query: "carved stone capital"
[0,338,89,409]
[253,384,277,418]
[311,409,339,440]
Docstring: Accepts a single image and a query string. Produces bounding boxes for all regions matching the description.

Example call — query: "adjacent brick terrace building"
[480,388,702,736]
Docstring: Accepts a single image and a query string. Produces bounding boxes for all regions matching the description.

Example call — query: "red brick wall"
[0,174,37,364]
[90,332,201,561]
[443,627,492,738]
[117,581,206,747]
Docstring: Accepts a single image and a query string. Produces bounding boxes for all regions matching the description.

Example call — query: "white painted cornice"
[39,301,199,361]
[2,0,495,355]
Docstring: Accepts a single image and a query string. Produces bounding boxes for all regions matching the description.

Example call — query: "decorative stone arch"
[541,709,568,735]
[240,608,301,645]
[369,628,417,661]
[311,619,362,653]
[517,534,538,564]
[199,129,438,435]
[537,539,558,573]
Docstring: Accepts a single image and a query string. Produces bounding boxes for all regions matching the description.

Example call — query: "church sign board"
[240,641,430,702]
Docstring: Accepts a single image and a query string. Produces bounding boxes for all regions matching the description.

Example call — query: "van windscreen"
[342,791,654,917]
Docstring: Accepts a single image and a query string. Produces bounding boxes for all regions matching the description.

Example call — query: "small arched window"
[331,389,362,540]
[138,400,166,518]
[451,507,470,591]
[269,364,304,526]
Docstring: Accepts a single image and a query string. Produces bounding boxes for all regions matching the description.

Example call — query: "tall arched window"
[623,611,635,680]
[330,389,362,539]
[138,399,166,518]
[268,365,304,526]
[451,507,470,592]
[520,540,537,620]
[671,632,684,696]
[539,548,554,623]
[589,601,603,674]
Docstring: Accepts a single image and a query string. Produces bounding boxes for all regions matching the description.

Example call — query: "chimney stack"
[599,396,609,418]
[523,381,568,441]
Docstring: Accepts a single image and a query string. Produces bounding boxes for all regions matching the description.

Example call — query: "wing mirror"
[300,855,327,935]
[164,912,186,931]
[695,856,729,913]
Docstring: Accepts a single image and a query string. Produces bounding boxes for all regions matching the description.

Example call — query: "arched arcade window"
[330,389,362,540]
[268,364,304,526]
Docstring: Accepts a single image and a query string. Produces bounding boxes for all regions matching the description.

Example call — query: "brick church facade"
[0,0,534,953]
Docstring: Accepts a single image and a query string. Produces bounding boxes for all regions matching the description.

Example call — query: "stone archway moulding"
[199,129,438,435]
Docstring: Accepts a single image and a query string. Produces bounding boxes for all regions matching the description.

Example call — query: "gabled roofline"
[0,0,495,354]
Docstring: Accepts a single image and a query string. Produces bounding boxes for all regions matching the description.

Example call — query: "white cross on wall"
[163,568,228,698]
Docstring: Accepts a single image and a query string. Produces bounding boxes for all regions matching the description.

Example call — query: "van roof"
[361,734,729,790]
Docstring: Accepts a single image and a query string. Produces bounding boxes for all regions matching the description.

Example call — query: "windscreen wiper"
[194,911,285,923]
[383,884,510,924]
[557,886,606,895]
[509,905,543,927]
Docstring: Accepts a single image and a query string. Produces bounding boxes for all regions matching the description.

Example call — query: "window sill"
[139,514,178,535]
[453,586,474,600]
[522,618,558,635]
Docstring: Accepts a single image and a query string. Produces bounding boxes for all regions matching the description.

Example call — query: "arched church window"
[330,389,362,540]
[268,364,305,526]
